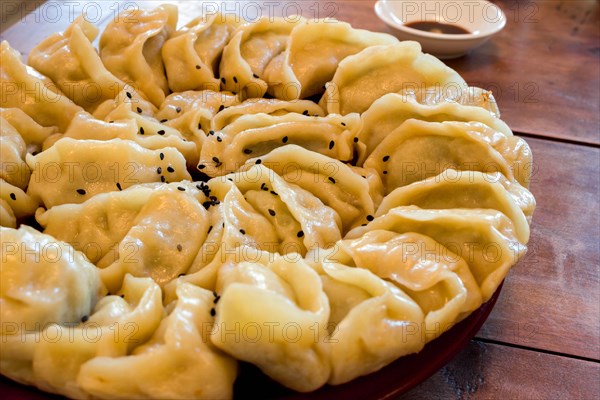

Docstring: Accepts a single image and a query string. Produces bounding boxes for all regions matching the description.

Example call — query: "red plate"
[1,283,502,400]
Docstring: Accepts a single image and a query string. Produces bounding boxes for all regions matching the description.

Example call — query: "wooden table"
[1,0,599,398]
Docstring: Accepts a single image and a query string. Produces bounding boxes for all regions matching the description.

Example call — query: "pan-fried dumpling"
[219,17,302,99]
[78,282,237,399]
[0,108,56,154]
[363,120,531,195]
[2,275,163,398]
[263,19,398,100]
[212,248,330,392]
[211,98,324,131]
[241,145,374,233]
[26,138,190,208]
[0,41,83,131]
[313,259,425,385]
[346,207,527,300]
[62,111,197,167]
[332,230,483,335]
[100,5,178,106]
[0,225,102,335]
[377,169,535,242]
[0,180,38,227]
[321,42,466,115]
[358,93,513,159]
[209,164,342,256]
[163,13,241,92]
[198,113,359,177]
[1,117,30,189]
[28,17,127,112]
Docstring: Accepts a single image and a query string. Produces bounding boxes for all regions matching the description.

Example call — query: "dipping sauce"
[405,21,470,35]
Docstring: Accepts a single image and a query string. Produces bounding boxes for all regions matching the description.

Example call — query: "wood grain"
[400,340,600,399]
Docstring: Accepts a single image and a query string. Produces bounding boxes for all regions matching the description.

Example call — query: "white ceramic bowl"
[374,0,507,59]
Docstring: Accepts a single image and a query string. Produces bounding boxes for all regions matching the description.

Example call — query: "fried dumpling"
[26,138,190,208]
[212,248,330,392]
[263,19,398,100]
[100,4,178,106]
[322,42,467,115]
[0,41,83,131]
[79,282,237,399]
[163,13,241,92]
[28,16,127,112]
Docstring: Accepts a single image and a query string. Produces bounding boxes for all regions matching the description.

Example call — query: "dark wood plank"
[475,136,600,360]
[399,340,600,399]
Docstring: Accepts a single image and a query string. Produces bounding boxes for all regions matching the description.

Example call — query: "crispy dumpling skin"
[100,4,178,106]
[78,282,237,400]
[26,138,191,208]
[0,41,83,131]
[264,19,398,100]
[212,248,330,392]
[321,42,467,115]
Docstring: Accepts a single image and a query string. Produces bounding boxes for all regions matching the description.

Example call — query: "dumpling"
[78,282,237,399]
[211,98,324,131]
[377,169,535,242]
[321,42,467,115]
[100,4,178,106]
[26,138,191,208]
[0,108,56,154]
[363,119,531,195]
[0,41,83,131]
[163,13,241,92]
[263,19,398,100]
[312,258,425,385]
[0,180,37,227]
[219,17,302,99]
[28,16,127,112]
[209,164,342,256]
[345,207,527,300]
[198,113,359,177]
[358,93,513,159]
[212,248,330,392]
[1,117,30,189]
[92,86,158,121]
[241,145,375,233]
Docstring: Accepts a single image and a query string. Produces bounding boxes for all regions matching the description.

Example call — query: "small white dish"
[374,0,507,59]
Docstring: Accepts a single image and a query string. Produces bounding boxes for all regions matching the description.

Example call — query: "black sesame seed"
[253,73,259,79]
[160,119,168,123]
[177,186,185,191]
[362,223,367,227]
[297,230,304,238]
[212,157,220,164]
[209,130,215,135]
[217,136,223,142]
[271,191,278,196]
[195,65,201,69]
[157,129,165,135]
[76,189,86,195]
[198,123,202,130]
[239,229,246,235]
[353,137,359,143]
[255,159,262,165]
[108,121,114,124]
[213,291,218,297]
[383,171,388,175]
[178,273,186,277]
[383,155,390,162]
[161,176,166,182]
[207,225,213,234]
[233,76,238,83]
[341,122,346,126]
[120,294,125,298]
[157,167,162,174]
[268,209,276,216]
[328,177,336,184]
[139,127,145,135]
[302,110,309,115]
[282,136,288,143]
[366,215,374,221]
[167,166,175,173]
[9,193,16,201]
[177,244,183,251]
[137,107,143,113]
[218,105,225,112]
[221,77,226,84]
[213,295,220,304]
[198,164,206,170]
[160,152,165,160]
[210,308,216,316]
[126,92,132,99]
[176,107,182,113]
[243,149,252,154]
[81,315,89,322]
[329,140,335,150]
[116,182,122,191]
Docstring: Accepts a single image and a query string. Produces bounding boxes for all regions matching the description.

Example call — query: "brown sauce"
[405,21,470,35]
